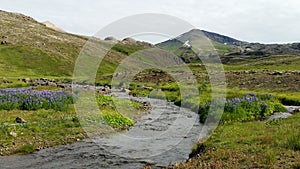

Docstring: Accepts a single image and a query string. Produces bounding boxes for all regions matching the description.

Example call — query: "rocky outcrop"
[104,36,118,41]
[42,21,66,33]
[122,37,136,44]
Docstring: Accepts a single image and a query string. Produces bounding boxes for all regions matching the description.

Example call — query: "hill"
[157,29,300,64]
[0,10,152,82]
[0,9,299,85]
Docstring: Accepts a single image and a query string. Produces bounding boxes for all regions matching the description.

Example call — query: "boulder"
[293,108,300,113]
[270,71,283,75]
[101,86,111,94]
[16,117,26,123]
[22,78,31,83]
[35,80,47,86]
[104,36,118,41]
[285,106,300,114]
[2,77,8,83]
[47,81,57,87]
[0,41,7,45]
[111,93,118,97]
[266,112,292,121]
[40,78,48,81]
[124,89,131,95]
[122,37,136,44]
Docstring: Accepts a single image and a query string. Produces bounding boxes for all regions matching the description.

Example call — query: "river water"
[0,92,203,169]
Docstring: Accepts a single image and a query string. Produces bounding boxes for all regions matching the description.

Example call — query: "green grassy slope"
[0,10,153,83]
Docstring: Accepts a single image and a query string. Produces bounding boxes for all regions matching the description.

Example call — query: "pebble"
[8,132,17,137]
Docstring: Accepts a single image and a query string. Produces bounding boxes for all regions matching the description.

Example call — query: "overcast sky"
[1,0,300,44]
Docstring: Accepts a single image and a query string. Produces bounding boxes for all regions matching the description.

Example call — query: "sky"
[1,0,300,44]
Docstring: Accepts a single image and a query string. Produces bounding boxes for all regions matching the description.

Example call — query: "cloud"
[1,0,299,43]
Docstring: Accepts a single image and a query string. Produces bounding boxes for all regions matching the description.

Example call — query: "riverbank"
[0,92,203,169]
[175,106,300,169]
[0,88,147,156]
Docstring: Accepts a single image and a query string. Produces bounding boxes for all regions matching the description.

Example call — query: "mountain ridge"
[0,9,300,78]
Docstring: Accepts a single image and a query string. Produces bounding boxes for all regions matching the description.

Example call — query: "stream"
[0,92,204,169]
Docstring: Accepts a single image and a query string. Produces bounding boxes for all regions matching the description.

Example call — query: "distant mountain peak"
[184,29,245,46]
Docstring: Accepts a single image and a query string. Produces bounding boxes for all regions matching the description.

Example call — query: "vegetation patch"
[175,113,300,168]
[200,93,286,123]
[15,144,35,154]
[0,89,73,111]
[96,95,145,126]
[0,93,145,155]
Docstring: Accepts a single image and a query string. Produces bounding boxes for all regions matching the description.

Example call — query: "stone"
[104,86,110,93]
[16,117,26,123]
[2,77,8,83]
[266,112,292,121]
[22,78,31,83]
[8,132,17,137]
[40,78,48,81]
[0,41,7,45]
[285,106,300,113]
[47,81,57,87]
[124,89,131,95]
[104,36,117,41]
[271,71,283,75]
[111,93,118,97]
[293,108,300,113]
[36,80,47,86]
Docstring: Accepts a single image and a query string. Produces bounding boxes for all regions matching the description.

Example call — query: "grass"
[223,55,300,71]
[1,10,300,167]
[0,109,84,155]
[286,132,300,151]
[199,94,286,123]
[0,45,73,77]
[175,113,300,168]
[227,88,300,106]
[0,94,145,155]
[128,81,289,122]
[15,145,35,154]
[122,58,300,168]
[96,95,145,126]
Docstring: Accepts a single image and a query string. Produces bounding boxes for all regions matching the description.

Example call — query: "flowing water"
[0,92,203,169]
